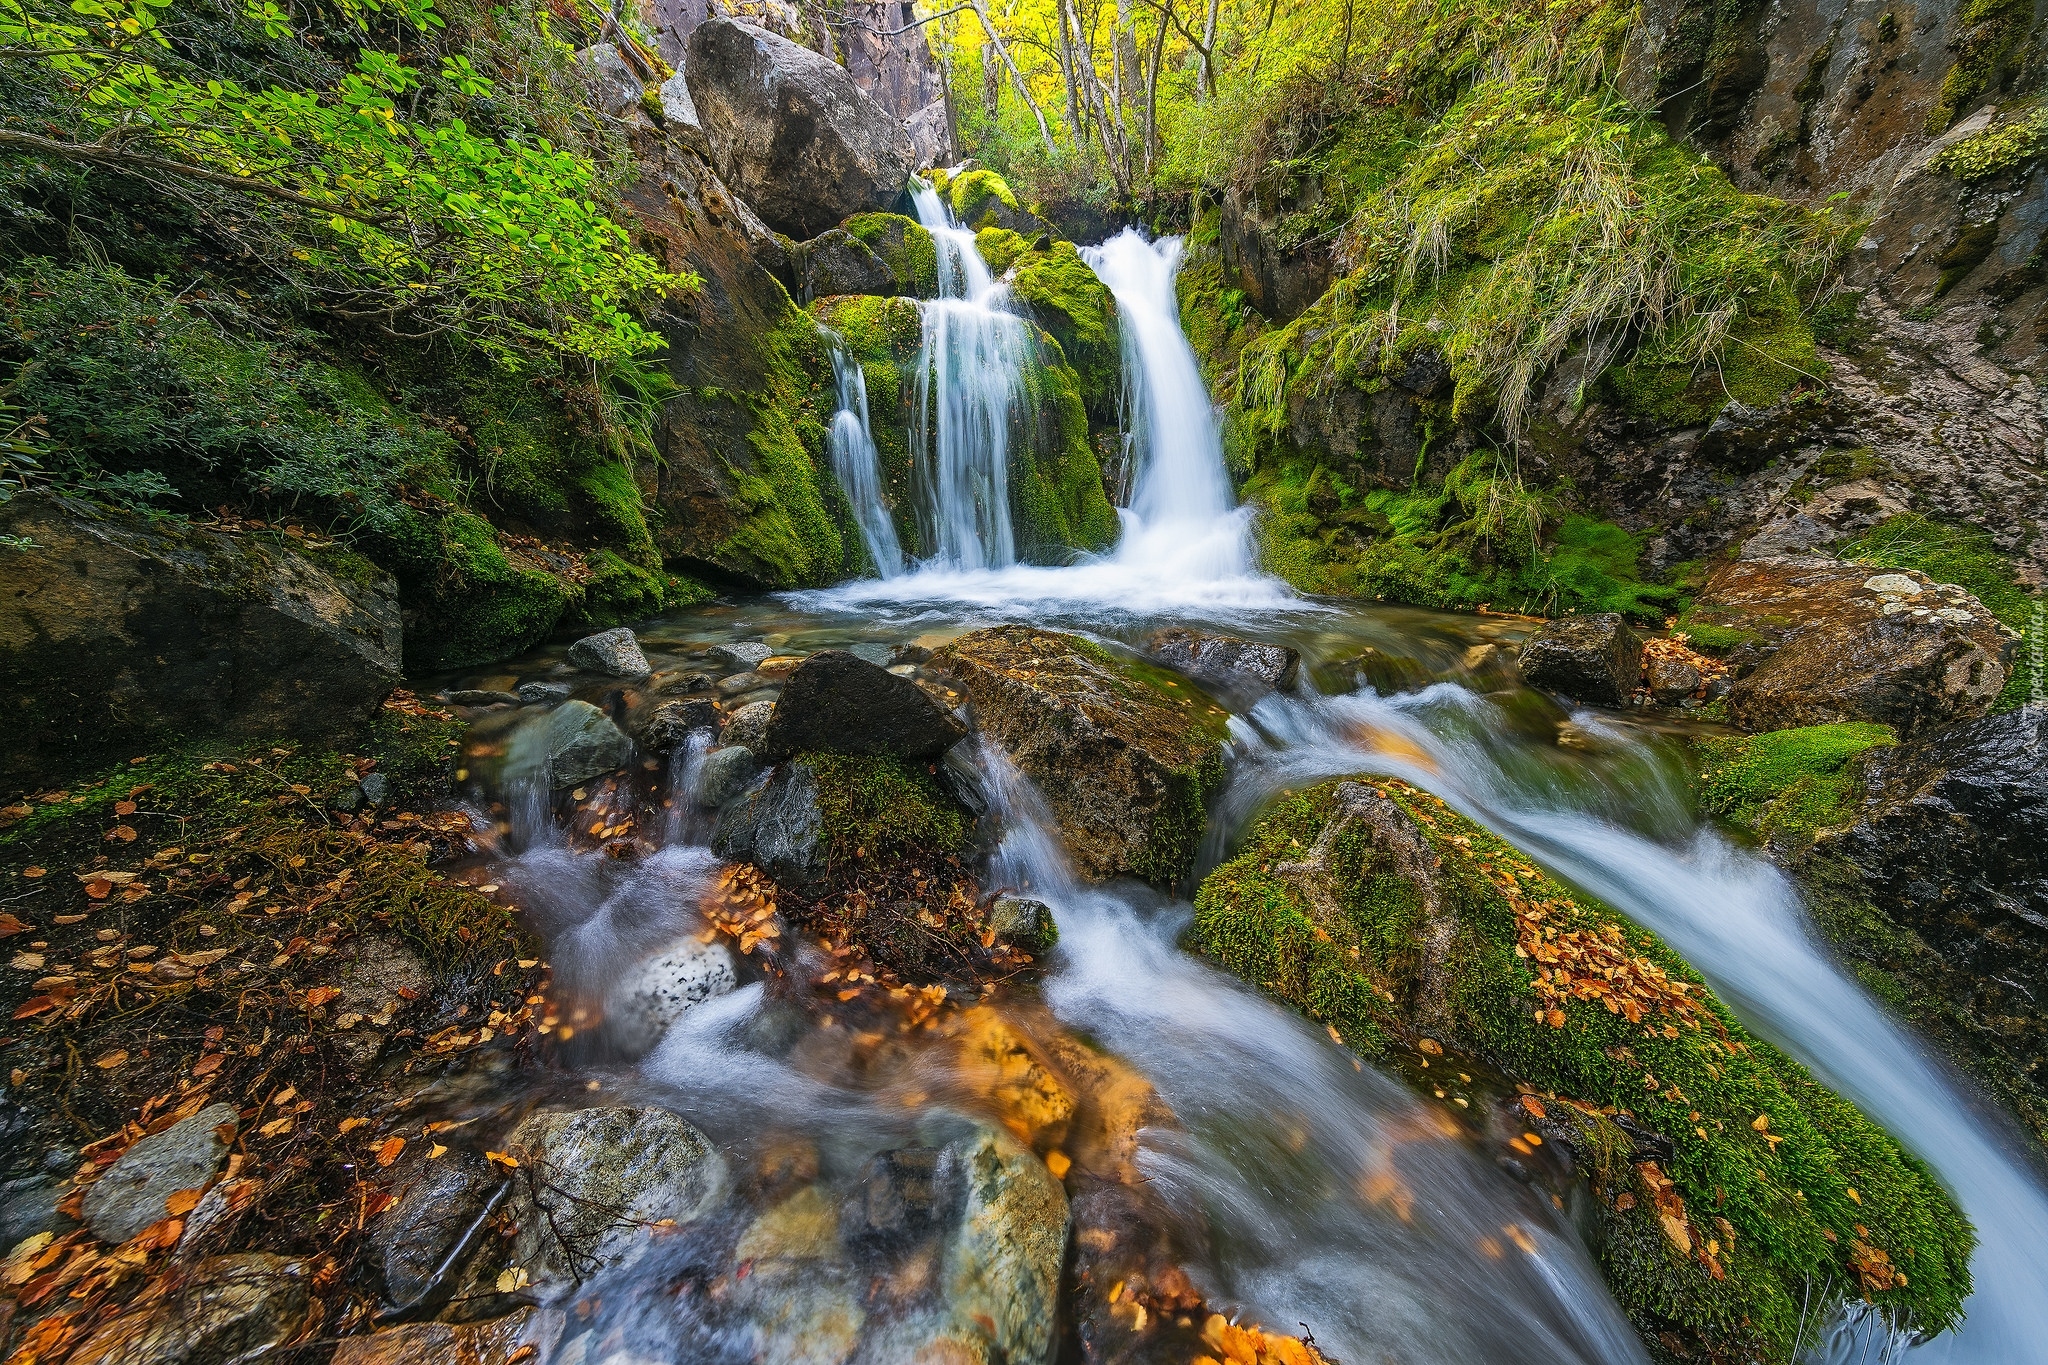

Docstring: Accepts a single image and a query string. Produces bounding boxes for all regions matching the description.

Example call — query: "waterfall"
[823,333,905,578]
[907,178,1037,571]
[1082,228,1255,581]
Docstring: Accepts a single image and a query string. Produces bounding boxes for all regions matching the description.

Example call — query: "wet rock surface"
[795,227,896,299]
[372,1148,504,1311]
[331,1306,557,1365]
[502,1106,727,1289]
[1835,706,2048,1046]
[1146,627,1300,701]
[66,1253,311,1365]
[934,627,1229,884]
[761,648,967,760]
[713,759,824,884]
[640,697,719,752]
[606,935,740,1050]
[1515,613,1643,706]
[0,494,401,785]
[81,1102,238,1244]
[685,18,915,240]
[1693,558,2014,734]
[329,934,433,1068]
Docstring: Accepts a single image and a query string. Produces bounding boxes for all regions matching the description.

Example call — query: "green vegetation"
[844,212,940,296]
[1193,778,1972,1360]
[1695,722,1897,843]
[945,167,1024,228]
[1930,103,2048,181]
[805,751,971,875]
[1927,0,2034,132]
[1247,450,1684,619]
[1840,513,2042,710]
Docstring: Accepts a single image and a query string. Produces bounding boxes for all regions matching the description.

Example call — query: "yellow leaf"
[95,1049,128,1069]
[338,1117,370,1134]
[1751,1113,1770,1132]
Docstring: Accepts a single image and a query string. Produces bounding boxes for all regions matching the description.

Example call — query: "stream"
[439,225,2048,1363]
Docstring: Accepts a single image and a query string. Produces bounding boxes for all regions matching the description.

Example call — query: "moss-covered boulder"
[931,167,1048,236]
[807,295,1119,565]
[1695,722,1898,845]
[844,213,939,296]
[976,229,1121,429]
[933,628,1230,884]
[1193,778,1972,1362]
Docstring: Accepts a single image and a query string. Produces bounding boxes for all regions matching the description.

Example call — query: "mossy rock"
[843,212,940,297]
[933,627,1229,885]
[997,235,1122,429]
[1694,722,1897,845]
[1192,778,1972,1362]
[933,167,1046,235]
[809,294,925,560]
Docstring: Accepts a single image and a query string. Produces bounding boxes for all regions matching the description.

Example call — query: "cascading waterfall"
[821,332,905,578]
[906,177,1037,570]
[1221,684,2048,1364]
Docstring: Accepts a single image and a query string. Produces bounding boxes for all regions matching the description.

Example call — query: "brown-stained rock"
[1146,627,1300,701]
[330,1307,561,1365]
[1516,613,1643,706]
[1691,558,2015,734]
[759,649,967,760]
[0,494,401,787]
[932,627,1230,884]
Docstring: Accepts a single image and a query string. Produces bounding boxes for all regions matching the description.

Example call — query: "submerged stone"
[695,744,759,808]
[761,649,967,760]
[607,935,740,1050]
[1516,613,1642,706]
[933,627,1229,883]
[67,1253,311,1365]
[505,699,633,790]
[1146,627,1299,701]
[1191,777,1974,1361]
[721,698,777,749]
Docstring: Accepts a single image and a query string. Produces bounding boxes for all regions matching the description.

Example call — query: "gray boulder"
[720,699,777,749]
[696,744,759,808]
[568,626,651,677]
[518,680,573,704]
[713,760,823,884]
[797,227,895,299]
[82,1102,239,1244]
[503,1107,726,1288]
[988,894,1058,953]
[0,494,400,787]
[372,1148,503,1310]
[1645,652,1702,706]
[506,699,634,789]
[687,18,916,239]
[575,42,645,117]
[711,640,774,669]
[1517,614,1643,706]
[641,698,718,753]
[761,649,966,760]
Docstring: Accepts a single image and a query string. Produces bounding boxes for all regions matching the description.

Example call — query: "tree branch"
[0,127,395,227]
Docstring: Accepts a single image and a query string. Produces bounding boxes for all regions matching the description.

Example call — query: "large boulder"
[1145,628,1299,702]
[1834,706,2047,1047]
[795,227,895,299]
[501,1106,726,1290]
[1689,558,2015,735]
[503,699,633,790]
[760,649,966,760]
[932,628,1229,884]
[1516,613,1642,706]
[0,495,401,786]
[686,18,916,240]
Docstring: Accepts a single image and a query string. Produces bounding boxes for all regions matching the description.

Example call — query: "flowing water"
[821,334,905,579]
[439,228,2048,1363]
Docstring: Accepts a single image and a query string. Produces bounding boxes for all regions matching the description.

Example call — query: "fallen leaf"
[95,1050,129,1070]
[1045,1150,1071,1179]
[192,1054,225,1078]
[303,986,341,1007]
[0,914,30,938]
[11,952,45,970]
[339,1118,371,1135]
[164,1189,204,1216]
[375,1136,405,1166]
[258,1116,294,1137]
[428,1143,447,1159]
[106,825,138,843]
[84,879,112,900]
[114,801,137,816]
[1751,1114,1770,1132]
[484,1149,519,1171]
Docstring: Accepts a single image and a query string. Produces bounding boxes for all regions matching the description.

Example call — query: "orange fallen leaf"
[303,986,341,1007]
[484,1149,519,1171]
[0,913,30,937]
[192,1054,225,1077]
[114,800,137,816]
[95,1050,128,1070]
[338,1118,371,1135]
[84,879,113,900]
[374,1136,405,1166]
[106,825,137,843]
[164,1189,204,1216]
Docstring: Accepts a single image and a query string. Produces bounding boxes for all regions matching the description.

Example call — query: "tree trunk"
[1055,0,1092,170]
[1142,0,1169,175]
[981,39,1001,121]
[966,0,1057,156]
[1199,0,1219,98]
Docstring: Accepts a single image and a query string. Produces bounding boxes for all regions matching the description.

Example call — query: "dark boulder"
[686,19,915,240]
[1516,613,1642,706]
[0,494,401,786]
[641,698,719,752]
[760,649,966,760]
[796,228,895,299]
[1834,706,2047,1035]
[1146,628,1299,701]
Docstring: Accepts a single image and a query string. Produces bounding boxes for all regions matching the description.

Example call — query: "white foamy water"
[821,332,905,578]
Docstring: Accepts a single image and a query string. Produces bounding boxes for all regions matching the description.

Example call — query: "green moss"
[1930,103,2048,180]
[975,227,1034,276]
[1839,513,2042,709]
[810,294,926,558]
[1245,452,1683,619]
[390,510,572,672]
[1011,335,1122,561]
[707,303,857,587]
[804,751,970,874]
[1011,242,1121,424]
[1695,722,1897,843]
[1928,0,2033,131]
[844,212,940,296]
[948,168,1021,229]
[1193,779,1973,1358]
